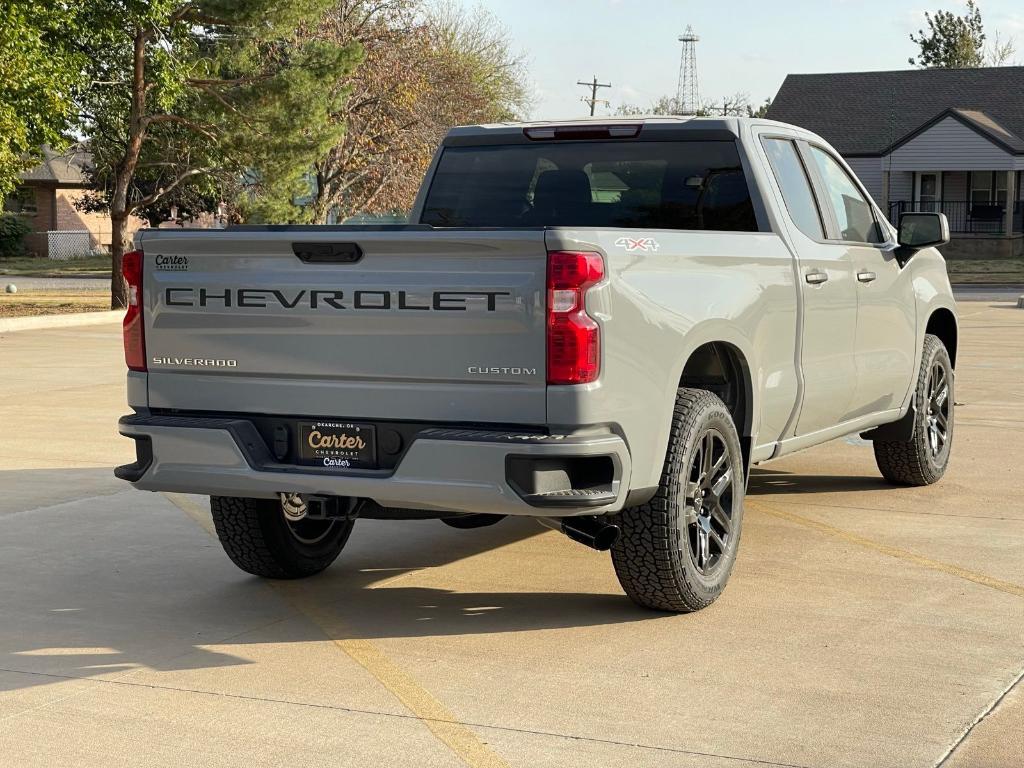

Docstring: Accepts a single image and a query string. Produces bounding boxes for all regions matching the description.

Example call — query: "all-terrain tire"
[873,334,954,486]
[210,496,354,579]
[611,388,745,613]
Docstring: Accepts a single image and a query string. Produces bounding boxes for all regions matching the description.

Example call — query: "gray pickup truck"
[116,117,957,612]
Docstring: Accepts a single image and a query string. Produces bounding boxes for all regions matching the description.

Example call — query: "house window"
[971,172,993,205]
[3,186,37,214]
[970,172,1009,206]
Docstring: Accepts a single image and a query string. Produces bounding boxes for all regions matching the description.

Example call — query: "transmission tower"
[675,26,700,115]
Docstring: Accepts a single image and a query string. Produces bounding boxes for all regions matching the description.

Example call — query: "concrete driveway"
[1,304,1022,768]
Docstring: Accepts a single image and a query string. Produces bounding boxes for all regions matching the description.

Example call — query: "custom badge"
[614,236,660,252]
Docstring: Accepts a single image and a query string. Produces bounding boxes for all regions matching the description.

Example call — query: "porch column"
[881,170,890,212]
[1005,170,1016,235]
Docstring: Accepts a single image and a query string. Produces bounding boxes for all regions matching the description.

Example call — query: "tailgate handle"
[291,242,363,264]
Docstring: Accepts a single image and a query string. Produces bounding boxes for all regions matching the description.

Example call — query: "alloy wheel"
[925,361,951,457]
[683,429,735,575]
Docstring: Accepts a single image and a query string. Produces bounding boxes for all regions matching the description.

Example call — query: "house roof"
[949,109,1024,152]
[18,144,91,185]
[767,67,1024,156]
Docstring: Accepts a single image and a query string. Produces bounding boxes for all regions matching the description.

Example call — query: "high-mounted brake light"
[546,251,604,385]
[524,124,641,141]
[122,250,146,371]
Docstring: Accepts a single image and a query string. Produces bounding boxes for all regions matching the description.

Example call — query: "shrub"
[0,213,32,258]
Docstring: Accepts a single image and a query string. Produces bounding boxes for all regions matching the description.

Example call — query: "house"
[2,145,145,258]
[767,67,1024,259]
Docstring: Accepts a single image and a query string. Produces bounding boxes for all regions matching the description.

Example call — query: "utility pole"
[577,76,611,116]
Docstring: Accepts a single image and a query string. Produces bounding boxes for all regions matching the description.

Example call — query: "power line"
[577,76,612,116]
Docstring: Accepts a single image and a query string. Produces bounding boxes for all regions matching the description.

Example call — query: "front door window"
[917,173,941,212]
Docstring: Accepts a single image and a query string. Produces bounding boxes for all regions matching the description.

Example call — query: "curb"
[0,310,124,334]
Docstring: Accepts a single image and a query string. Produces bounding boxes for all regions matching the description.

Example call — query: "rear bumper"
[116,414,632,516]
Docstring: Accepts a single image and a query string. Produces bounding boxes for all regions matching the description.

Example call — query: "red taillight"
[546,250,604,385]
[122,250,146,371]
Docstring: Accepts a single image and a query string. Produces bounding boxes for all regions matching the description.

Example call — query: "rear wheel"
[611,388,745,612]
[873,334,954,486]
[210,496,354,579]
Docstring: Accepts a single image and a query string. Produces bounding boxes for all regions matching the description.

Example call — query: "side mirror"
[896,212,949,266]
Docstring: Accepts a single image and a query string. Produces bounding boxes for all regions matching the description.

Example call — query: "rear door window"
[761,138,825,240]
[421,140,759,231]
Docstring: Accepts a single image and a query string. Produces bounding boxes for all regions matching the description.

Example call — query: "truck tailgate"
[138,229,548,423]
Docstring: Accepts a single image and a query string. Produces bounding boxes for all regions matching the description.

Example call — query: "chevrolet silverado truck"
[116,117,957,612]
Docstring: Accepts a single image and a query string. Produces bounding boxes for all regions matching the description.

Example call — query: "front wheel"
[611,388,745,612]
[873,334,954,486]
[210,496,354,579]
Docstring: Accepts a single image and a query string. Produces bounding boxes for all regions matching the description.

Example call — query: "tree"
[985,31,1017,66]
[0,3,82,198]
[617,93,760,118]
[747,97,772,119]
[616,96,677,116]
[698,92,750,117]
[304,0,529,223]
[909,1,986,68]
[71,1,361,307]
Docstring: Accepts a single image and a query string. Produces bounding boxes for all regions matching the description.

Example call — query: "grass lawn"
[0,254,111,278]
[0,291,110,317]
[946,258,1024,284]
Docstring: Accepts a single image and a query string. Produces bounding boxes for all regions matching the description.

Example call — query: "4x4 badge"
[614,236,660,252]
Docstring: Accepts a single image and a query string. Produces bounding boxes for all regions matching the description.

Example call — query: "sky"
[474,0,1024,120]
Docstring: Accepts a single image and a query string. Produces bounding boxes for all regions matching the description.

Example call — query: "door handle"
[805,270,829,285]
[857,271,877,284]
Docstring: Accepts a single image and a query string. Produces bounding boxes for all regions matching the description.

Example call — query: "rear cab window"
[420,140,759,231]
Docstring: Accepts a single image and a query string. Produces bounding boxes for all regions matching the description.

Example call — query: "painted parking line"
[164,493,511,768]
[748,499,1024,599]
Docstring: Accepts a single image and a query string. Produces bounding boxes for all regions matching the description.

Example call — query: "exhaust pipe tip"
[590,523,621,551]
[539,515,620,551]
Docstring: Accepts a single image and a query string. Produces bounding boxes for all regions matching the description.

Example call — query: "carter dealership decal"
[154,255,189,271]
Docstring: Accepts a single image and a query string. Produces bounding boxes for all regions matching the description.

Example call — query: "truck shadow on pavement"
[3,463,909,694]
[271,515,654,641]
[748,467,893,495]
[0,473,657,693]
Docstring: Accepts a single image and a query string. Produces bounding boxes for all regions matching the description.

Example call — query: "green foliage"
[0,213,32,257]
[748,97,772,119]
[909,0,985,68]
[0,2,84,198]
[75,0,361,226]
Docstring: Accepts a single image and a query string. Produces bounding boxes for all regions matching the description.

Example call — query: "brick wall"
[22,186,54,256]
[54,189,146,252]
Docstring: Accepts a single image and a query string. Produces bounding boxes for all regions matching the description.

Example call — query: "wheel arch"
[925,307,958,368]
[677,339,755,473]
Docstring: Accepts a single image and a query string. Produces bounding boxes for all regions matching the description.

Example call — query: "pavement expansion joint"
[0,665,821,768]
[934,664,1024,767]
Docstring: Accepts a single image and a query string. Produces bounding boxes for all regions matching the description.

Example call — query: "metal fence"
[45,230,109,260]
[888,200,1024,235]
